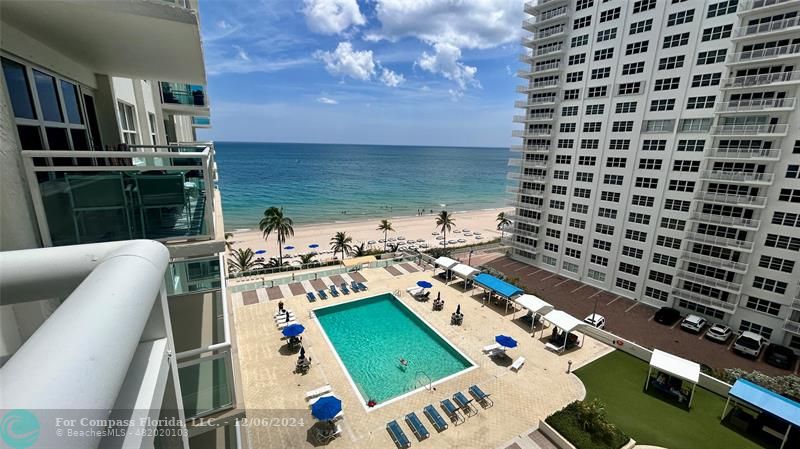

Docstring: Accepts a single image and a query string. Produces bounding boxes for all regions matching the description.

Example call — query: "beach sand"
[229,207,512,261]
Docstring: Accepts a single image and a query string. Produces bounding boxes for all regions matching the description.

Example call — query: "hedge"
[545,402,629,449]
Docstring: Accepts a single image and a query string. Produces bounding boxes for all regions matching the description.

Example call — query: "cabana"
[450,263,479,289]
[472,273,523,311]
[645,349,700,408]
[433,256,458,281]
[513,294,553,332]
[540,310,584,353]
[722,379,800,449]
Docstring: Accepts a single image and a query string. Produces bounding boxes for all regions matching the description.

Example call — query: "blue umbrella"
[284,245,295,250]
[282,323,305,337]
[495,335,518,349]
[255,250,267,255]
[417,280,433,289]
[311,396,342,421]
[309,244,319,249]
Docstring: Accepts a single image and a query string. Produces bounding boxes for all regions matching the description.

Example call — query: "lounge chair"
[340,282,350,294]
[440,398,462,424]
[350,280,360,292]
[406,286,423,297]
[306,292,316,302]
[275,312,295,321]
[274,309,292,318]
[330,285,340,297]
[357,281,367,291]
[405,412,430,440]
[423,405,448,432]
[510,356,526,372]
[304,385,331,401]
[386,420,411,448]
[469,385,493,408]
[316,422,342,443]
[277,320,297,329]
[308,393,334,407]
[482,343,501,354]
[318,290,328,300]
[453,392,476,416]
[487,347,507,358]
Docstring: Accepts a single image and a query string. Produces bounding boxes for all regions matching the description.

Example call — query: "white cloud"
[303,0,366,35]
[232,45,251,61]
[417,42,478,90]
[380,68,405,87]
[317,96,338,104]
[314,42,376,81]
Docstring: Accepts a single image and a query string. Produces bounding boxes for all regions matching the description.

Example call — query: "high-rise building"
[0,1,241,447]
[508,0,800,350]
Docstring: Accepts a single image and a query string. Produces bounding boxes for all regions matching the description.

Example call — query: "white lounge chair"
[304,385,332,401]
[511,356,526,371]
[274,309,292,317]
[275,313,296,323]
[486,347,507,358]
[277,320,298,329]
[405,286,423,296]
[482,343,501,354]
[308,393,334,407]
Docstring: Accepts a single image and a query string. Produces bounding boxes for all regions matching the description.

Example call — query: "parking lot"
[482,256,799,376]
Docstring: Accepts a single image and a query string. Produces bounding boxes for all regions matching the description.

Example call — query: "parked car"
[732,331,767,358]
[654,307,681,325]
[584,314,606,329]
[765,345,797,370]
[705,324,732,343]
[680,314,707,333]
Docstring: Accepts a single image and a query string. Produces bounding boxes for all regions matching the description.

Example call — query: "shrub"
[720,369,800,402]
[546,400,629,449]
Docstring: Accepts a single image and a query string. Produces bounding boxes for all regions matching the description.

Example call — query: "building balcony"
[783,319,800,335]
[506,172,548,183]
[685,231,755,253]
[689,212,761,230]
[520,79,561,92]
[709,124,789,137]
[160,82,210,114]
[524,0,569,15]
[727,44,800,65]
[681,251,750,273]
[21,144,218,247]
[507,226,540,240]
[191,116,211,128]
[704,148,781,161]
[694,191,768,208]
[699,170,774,185]
[502,237,540,253]
[510,144,552,153]
[734,16,800,39]
[508,159,549,170]
[721,70,800,89]
[512,128,552,138]
[522,28,567,46]
[506,213,543,225]
[671,288,737,314]
[676,270,742,294]
[532,45,565,59]
[525,96,559,106]
[507,186,547,197]
[522,7,569,31]
[513,113,555,123]
[738,0,800,15]
[715,98,796,114]
[791,298,800,311]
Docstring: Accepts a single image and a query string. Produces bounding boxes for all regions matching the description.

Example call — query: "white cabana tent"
[513,294,554,331]
[450,263,479,288]
[541,310,585,353]
[433,256,459,281]
[646,349,701,408]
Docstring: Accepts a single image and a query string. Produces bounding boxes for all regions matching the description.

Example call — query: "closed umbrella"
[437,292,441,301]
[456,304,461,315]
[495,335,518,349]
[311,396,342,421]
[299,346,306,358]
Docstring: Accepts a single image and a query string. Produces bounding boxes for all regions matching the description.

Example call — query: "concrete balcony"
[507,185,547,196]
[532,45,565,59]
[681,251,750,273]
[522,7,569,31]
[791,298,800,311]
[721,70,800,89]
[694,192,768,208]
[524,0,569,15]
[734,16,800,40]
[671,288,737,314]
[522,26,566,46]
[506,213,543,225]
[191,116,211,128]
[715,98,795,114]
[709,124,789,137]
[513,113,556,123]
[525,96,559,106]
[704,148,781,161]
[676,270,742,294]
[510,144,552,153]
[699,170,774,185]
[783,319,800,335]
[509,158,549,170]
[160,82,210,114]
[685,231,755,253]
[517,79,560,92]
[738,0,800,15]
[506,172,548,184]
[507,226,541,240]
[727,44,800,65]
[689,212,761,230]
[512,128,553,138]
[503,237,540,252]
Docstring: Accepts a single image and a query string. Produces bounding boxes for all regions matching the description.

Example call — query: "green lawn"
[575,351,765,449]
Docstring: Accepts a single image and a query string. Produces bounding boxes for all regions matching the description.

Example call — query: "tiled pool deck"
[231,262,612,448]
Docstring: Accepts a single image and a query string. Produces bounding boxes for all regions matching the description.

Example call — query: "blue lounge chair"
[306,292,316,302]
[329,285,339,297]
[357,281,367,291]
[340,282,350,294]
[386,420,411,448]
[439,398,462,424]
[318,290,328,300]
[423,405,448,432]
[350,280,360,292]
[469,385,493,408]
[405,412,429,440]
[453,391,475,416]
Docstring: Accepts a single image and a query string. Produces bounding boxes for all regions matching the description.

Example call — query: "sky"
[195,0,526,147]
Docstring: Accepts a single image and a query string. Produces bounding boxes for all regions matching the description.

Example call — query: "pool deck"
[231,262,612,448]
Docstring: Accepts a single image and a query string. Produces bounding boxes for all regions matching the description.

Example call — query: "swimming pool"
[315,293,474,408]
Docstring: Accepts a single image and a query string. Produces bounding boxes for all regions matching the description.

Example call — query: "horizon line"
[209,140,509,150]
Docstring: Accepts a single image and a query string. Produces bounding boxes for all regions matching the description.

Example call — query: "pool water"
[315,293,473,405]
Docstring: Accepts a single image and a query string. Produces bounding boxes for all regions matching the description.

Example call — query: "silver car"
[705,324,732,343]
[680,314,707,333]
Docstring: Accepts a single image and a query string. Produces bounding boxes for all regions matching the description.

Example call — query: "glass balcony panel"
[160,82,208,107]
[166,257,222,295]
[178,354,233,419]
[169,290,225,353]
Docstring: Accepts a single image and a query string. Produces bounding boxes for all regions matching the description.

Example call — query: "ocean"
[214,142,510,230]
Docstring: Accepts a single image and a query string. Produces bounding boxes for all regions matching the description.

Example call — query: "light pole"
[468,249,474,266]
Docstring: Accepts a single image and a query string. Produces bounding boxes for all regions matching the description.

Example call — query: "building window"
[658,55,685,71]
[702,24,732,41]
[697,49,727,65]
[707,1,737,18]
[663,33,690,48]
[691,73,721,87]
[118,101,138,145]
[148,112,158,144]
[595,223,615,236]
[626,41,649,55]
[630,19,653,35]
[738,320,772,339]
[597,28,617,42]
[650,99,675,112]
[621,62,645,76]
[752,276,787,294]
[633,0,657,14]
[599,7,620,23]
[588,269,606,281]
[654,77,680,91]
[615,277,637,292]
[572,34,589,48]
[745,297,781,316]
[645,287,669,302]
[667,9,694,26]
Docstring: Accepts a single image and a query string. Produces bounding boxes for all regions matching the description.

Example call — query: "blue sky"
[196,0,525,147]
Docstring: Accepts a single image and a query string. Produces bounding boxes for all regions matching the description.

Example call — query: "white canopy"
[451,263,479,280]
[649,349,700,384]
[542,310,584,333]
[434,256,458,269]
[514,294,553,316]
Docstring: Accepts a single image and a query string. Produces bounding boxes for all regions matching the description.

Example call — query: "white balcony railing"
[700,170,774,184]
[709,124,788,136]
[535,61,562,72]
[715,98,795,113]
[728,43,800,62]
[681,251,750,273]
[685,232,755,252]
[739,0,800,12]
[704,148,782,160]
[736,16,800,37]
[510,144,551,152]
[689,212,761,229]
[721,70,800,88]
[512,128,553,137]
[513,113,555,122]
[671,288,737,313]
[677,270,743,294]
[695,192,768,207]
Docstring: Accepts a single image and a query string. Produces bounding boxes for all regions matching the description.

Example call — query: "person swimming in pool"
[399,358,408,367]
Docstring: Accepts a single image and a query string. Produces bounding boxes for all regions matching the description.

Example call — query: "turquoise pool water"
[315,293,473,405]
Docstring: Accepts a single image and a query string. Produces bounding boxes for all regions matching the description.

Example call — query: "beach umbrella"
[495,335,518,349]
[255,250,267,255]
[309,244,319,249]
[284,245,295,250]
[311,396,342,421]
[282,323,305,338]
[456,304,461,315]
[437,292,441,301]
[299,346,306,358]
[417,280,433,289]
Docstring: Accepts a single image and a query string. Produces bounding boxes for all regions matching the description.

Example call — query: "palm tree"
[352,242,367,257]
[224,232,235,252]
[376,219,394,252]
[227,248,261,274]
[266,257,287,268]
[330,231,353,260]
[387,242,401,253]
[435,210,455,249]
[299,253,316,265]
[496,212,511,238]
[259,206,294,266]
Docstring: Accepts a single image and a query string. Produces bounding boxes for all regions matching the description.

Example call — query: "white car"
[680,314,707,333]
[584,314,606,329]
[705,324,732,343]
[733,331,768,358]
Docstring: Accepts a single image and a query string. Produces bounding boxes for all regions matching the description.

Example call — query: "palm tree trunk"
[443,229,447,249]
[278,237,283,266]
[384,230,387,252]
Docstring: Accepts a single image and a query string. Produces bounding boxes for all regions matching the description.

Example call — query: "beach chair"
[329,285,339,297]
[308,393,334,407]
[315,422,342,443]
[439,398,463,424]
[350,280,360,292]
[278,320,297,330]
[423,405,448,432]
[482,343,501,354]
[510,356,526,372]
[357,281,367,291]
[304,385,332,401]
[340,282,350,294]
[306,292,316,302]
[469,385,493,408]
[453,392,476,416]
[274,309,292,318]
[275,314,295,324]
[405,412,430,440]
[318,290,328,300]
[386,420,411,448]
